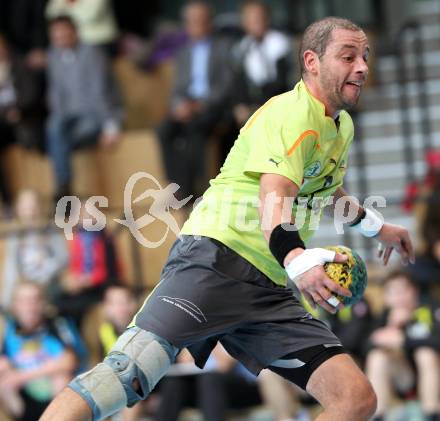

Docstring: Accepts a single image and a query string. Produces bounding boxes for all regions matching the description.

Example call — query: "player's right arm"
[259,173,351,313]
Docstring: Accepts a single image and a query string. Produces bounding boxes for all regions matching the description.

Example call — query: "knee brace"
[69,327,179,421]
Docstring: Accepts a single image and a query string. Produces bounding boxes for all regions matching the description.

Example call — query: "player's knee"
[414,346,438,371]
[366,348,390,373]
[69,327,179,421]
[340,376,377,419]
[358,380,377,419]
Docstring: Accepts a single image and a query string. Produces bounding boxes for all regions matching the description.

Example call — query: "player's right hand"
[285,248,352,313]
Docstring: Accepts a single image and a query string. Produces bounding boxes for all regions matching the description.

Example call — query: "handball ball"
[324,245,368,307]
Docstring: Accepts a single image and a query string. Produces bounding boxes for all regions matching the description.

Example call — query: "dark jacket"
[171,36,234,111]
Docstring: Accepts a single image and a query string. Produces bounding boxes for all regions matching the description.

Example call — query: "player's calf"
[69,327,179,421]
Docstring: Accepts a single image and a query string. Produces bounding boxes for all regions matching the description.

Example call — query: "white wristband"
[285,248,336,283]
[351,208,384,238]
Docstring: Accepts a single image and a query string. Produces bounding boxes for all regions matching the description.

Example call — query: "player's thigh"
[306,353,375,409]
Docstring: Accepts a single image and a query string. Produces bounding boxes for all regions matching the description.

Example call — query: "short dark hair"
[104,282,136,300]
[48,15,76,29]
[299,16,363,76]
[240,0,271,17]
[383,269,416,288]
[182,0,213,18]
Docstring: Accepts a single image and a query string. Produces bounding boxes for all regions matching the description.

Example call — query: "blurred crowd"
[0,0,438,420]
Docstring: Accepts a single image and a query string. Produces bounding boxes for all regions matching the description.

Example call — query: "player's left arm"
[332,187,415,266]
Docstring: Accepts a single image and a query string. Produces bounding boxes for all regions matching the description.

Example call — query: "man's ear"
[303,50,319,76]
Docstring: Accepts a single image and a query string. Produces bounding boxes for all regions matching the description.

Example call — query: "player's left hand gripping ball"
[324,245,367,307]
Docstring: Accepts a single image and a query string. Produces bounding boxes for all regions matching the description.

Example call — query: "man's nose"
[355,57,369,77]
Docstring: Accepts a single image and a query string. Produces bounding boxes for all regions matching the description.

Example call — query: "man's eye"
[342,56,353,62]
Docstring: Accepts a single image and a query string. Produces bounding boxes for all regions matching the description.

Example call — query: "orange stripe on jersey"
[287,130,319,156]
[243,95,280,130]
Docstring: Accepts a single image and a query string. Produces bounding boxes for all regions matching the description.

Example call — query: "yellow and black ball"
[324,245,368,306]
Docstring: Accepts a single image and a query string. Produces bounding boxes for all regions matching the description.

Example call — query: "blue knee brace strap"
[69,327,178,421]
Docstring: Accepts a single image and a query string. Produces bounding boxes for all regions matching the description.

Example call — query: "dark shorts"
[135,236,344,385]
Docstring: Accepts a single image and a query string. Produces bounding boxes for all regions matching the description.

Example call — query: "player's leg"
[46,115,73,195]
[40,387,91,421]
[257,369,299,421]
[266,345,376,421]
[364,348,393,418]
[40,327,179,421]
[413,347,440,418]
[41,235,249,421]
[305,353,377,420]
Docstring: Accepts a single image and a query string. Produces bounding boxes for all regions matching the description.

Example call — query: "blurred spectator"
[112,0,160,39]
[408,180,440,302]
[402,149,440,214]
[0,282,78,421]
[218,0,293,162]
[141,25,189,71]
[1,189,68,309]
[0,34,46,149]
[157,0,233,198]
[0,0,48,69]
[46,0,118,55]
[325,298,373,365]
[46,16,123,200]
[231,1,293,127]
[155,345,259,421]
[257,369,309,421]
[97,284,137,359]
[365,271,440,421]
[51,202,121,326]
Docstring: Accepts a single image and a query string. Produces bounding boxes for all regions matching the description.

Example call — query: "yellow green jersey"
[181,80,354,286]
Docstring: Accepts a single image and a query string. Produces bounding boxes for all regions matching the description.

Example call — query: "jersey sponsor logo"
[287,130,319,156]
[304,161,322,177]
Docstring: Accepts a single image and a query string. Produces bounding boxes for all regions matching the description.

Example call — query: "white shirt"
[237,30,291,86]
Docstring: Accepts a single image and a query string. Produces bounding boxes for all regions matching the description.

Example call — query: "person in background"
[157,0,233,198]
[408,179,440,302]
[46,15,122,201]
[46,0,119,55]
[154,344,259,421]
[0,282,78,421]
[1,189,68,310]
[0,0,48,70]
[97,284,137,360]
[0,34,46,151]
[365,271,440,421]
[52,202,120,327]
[218,0,293,162]
[231,1,293,125]
[257,369,310,421]
[0,33,46,208]
[325,298,373,366]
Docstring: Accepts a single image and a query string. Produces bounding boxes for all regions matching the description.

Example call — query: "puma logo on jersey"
[269,158,282,167]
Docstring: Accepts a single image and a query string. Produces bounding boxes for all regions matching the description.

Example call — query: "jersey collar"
[300,79,341,128]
